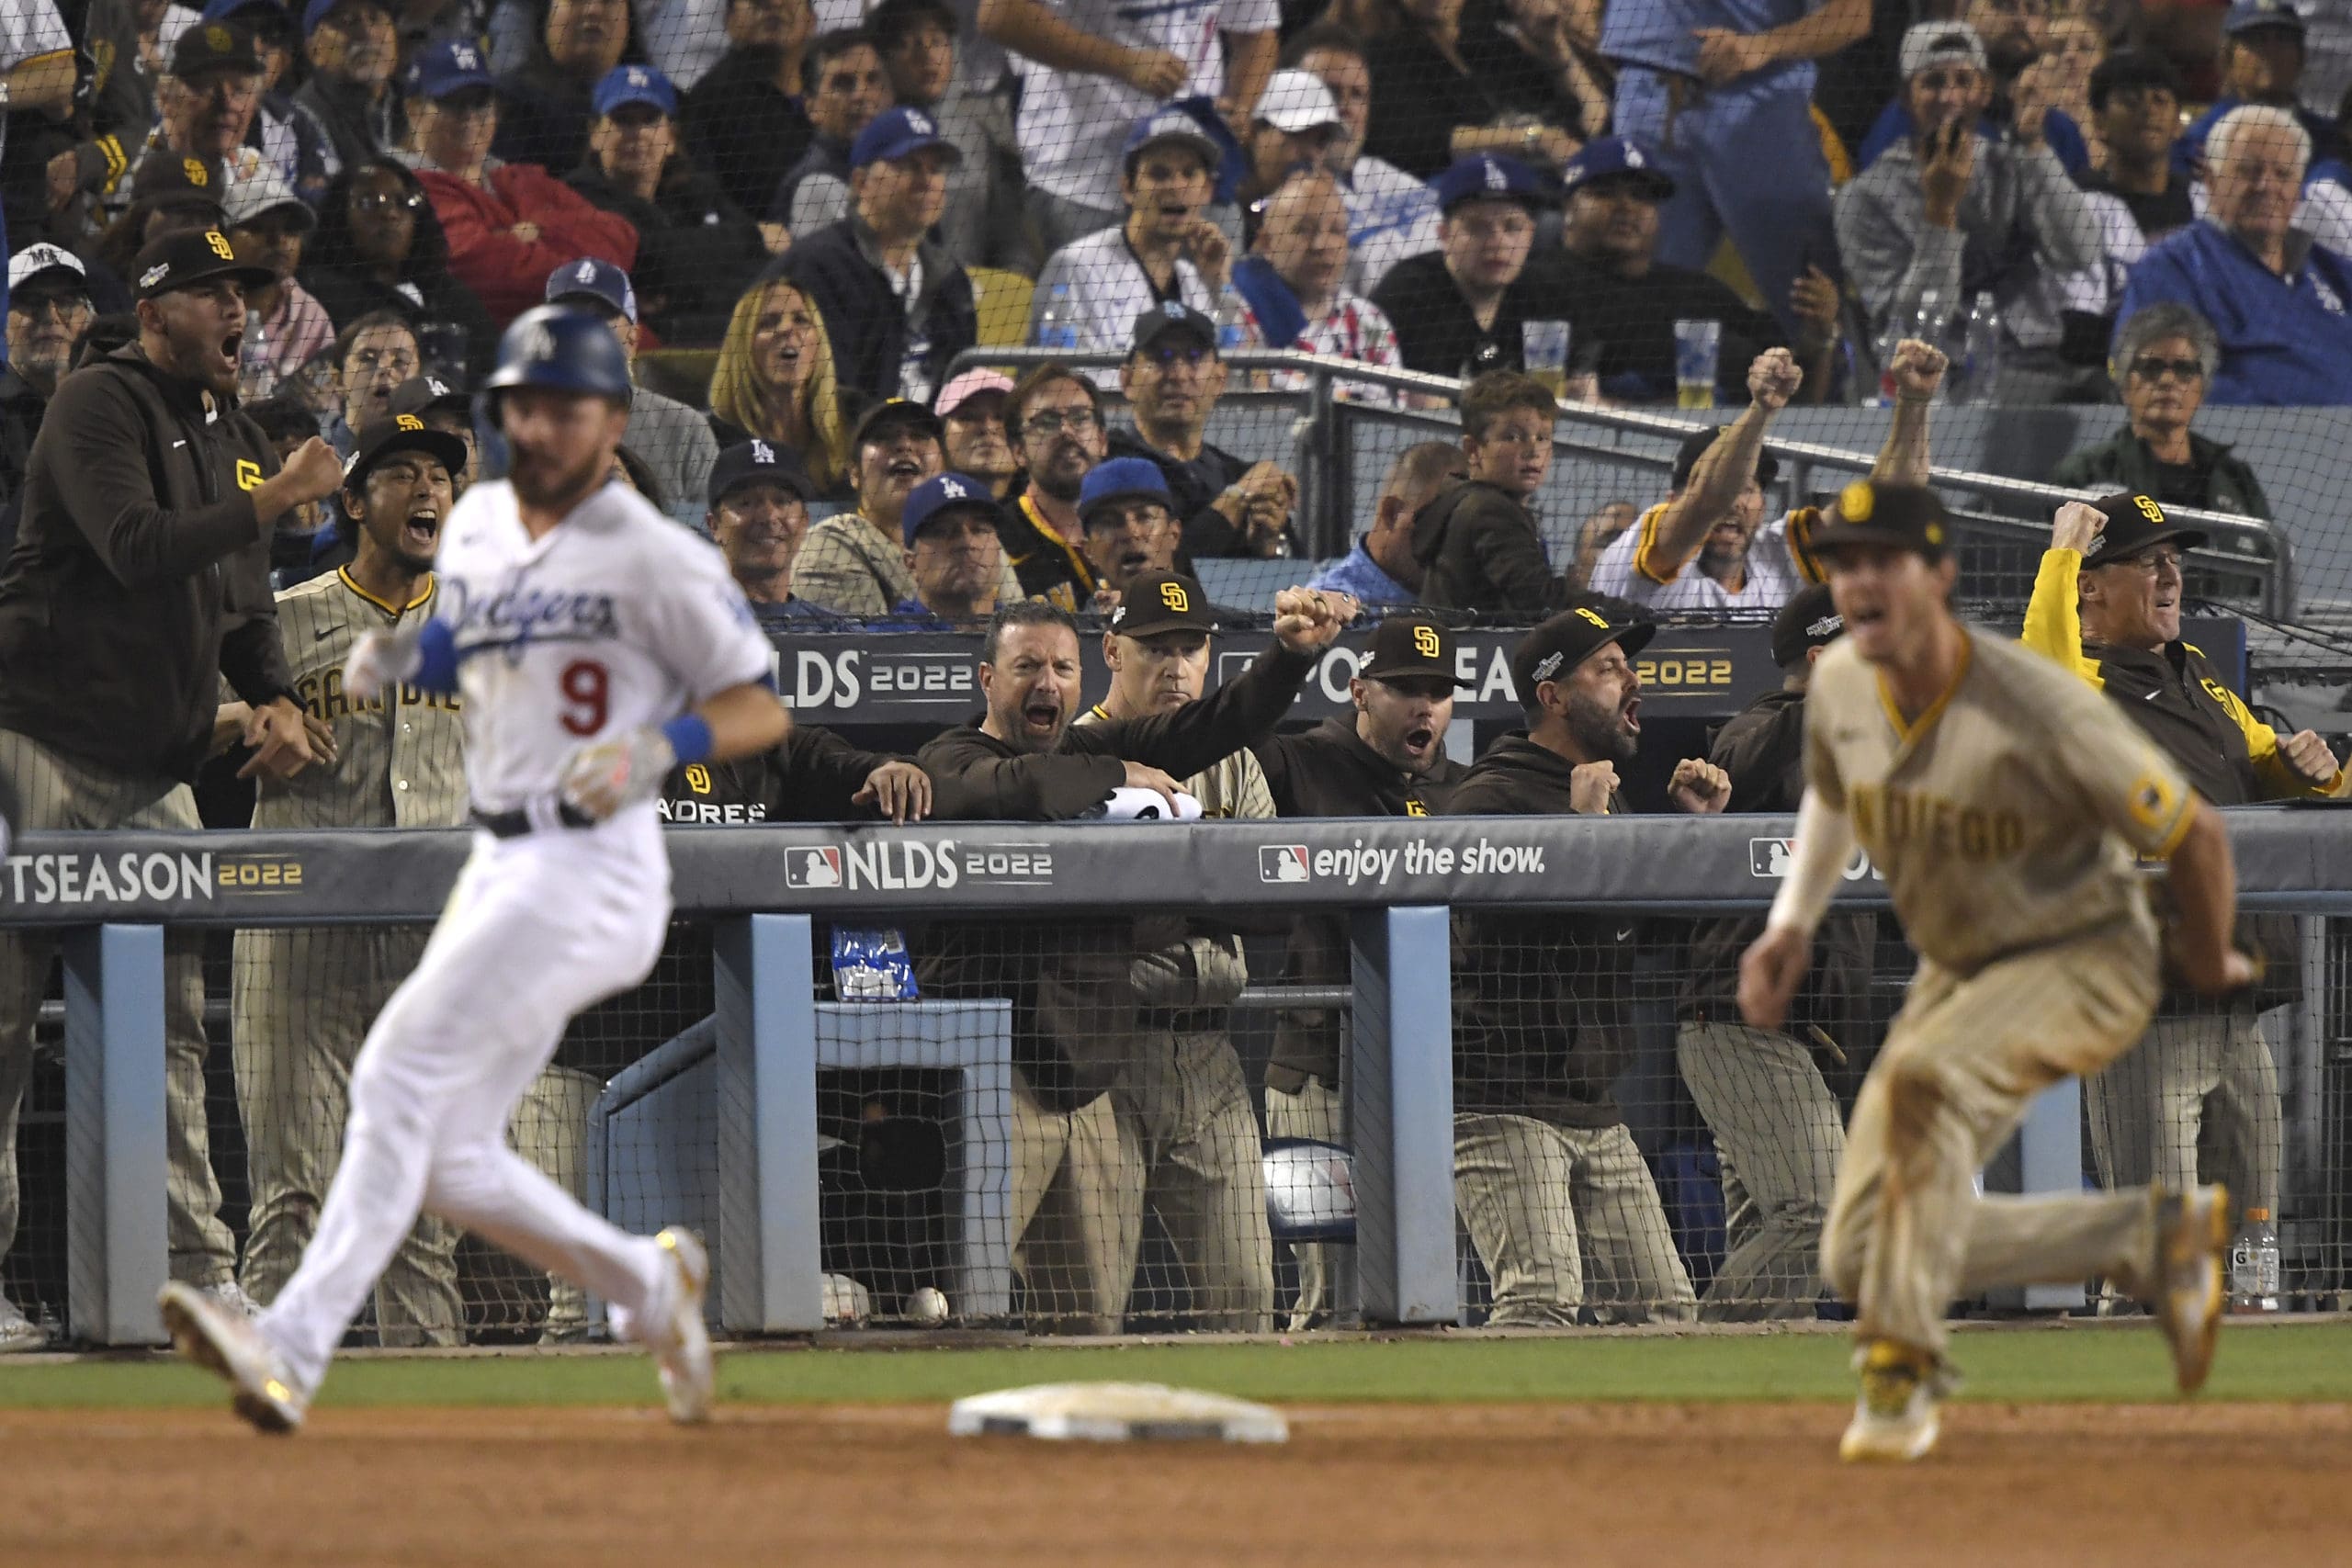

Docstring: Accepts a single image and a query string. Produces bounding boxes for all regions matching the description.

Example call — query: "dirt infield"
[6,1400,2348,1567]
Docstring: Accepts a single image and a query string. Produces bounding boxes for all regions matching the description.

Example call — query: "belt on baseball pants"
[471,801,596,838]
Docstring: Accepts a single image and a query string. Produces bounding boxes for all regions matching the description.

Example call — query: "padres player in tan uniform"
[2025,493,2343,1284]
[231,417,470,1343]
[1074,572,1278,1331]
[1740,480,2250,1463]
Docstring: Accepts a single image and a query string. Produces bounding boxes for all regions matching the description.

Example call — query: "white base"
[947,1382,1290,1443]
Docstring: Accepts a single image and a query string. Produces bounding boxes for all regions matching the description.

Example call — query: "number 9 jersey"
[432,478,775,816]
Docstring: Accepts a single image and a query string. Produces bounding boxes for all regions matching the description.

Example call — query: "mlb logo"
[1748,838,1793,877]
[786,847,844,888]
[1260,845,1312,884]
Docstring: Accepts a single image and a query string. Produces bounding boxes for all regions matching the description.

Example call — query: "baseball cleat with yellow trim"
[1839,1338,1941,1463]
[158,1281,306,1435]
[2152,1183,2229,1395]
[650,1227,713,1424]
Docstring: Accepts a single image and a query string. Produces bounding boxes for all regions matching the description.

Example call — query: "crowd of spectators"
[0,0,2337,1343]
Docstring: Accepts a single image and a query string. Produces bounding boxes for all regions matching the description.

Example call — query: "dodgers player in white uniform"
[1590,343,1945,614]
[160,306,790,1432]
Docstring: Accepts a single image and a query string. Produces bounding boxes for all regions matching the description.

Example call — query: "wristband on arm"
[662,712,714,766]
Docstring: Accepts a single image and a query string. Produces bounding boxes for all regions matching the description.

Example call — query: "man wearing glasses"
[2052,304,2271,519]
[1108,301,1297,559]
[2021,491,2344,1307]
[2,245,91,529]
[997,362,1110,609]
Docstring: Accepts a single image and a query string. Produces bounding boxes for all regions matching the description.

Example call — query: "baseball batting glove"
[343,626,424,702]
[557,728,679,821]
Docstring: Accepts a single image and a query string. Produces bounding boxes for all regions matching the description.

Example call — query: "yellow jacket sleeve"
[2226,687,2352,800]
[2021,547,2102,685]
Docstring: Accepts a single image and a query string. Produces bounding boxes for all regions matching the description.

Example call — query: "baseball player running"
[1740,480,2248,1463]
[161,305,790,1431]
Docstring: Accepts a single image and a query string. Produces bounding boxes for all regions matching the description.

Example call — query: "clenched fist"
[2052,500,2108,556]
[1569,760,1618,815]
[2280,728,2343,785]
[1272,586,1357,653]
[1669,757,1732,813]
[1887,337,1948,400]
[1747,347,1804,412]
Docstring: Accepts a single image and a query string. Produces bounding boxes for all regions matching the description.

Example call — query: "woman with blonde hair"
[707,278,854,499]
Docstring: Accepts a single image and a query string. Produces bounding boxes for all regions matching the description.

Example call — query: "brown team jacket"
[0,344,291,781]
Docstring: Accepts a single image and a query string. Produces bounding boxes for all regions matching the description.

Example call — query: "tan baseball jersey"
[1077,702,1276,820]
[1804,626,2194,976]
[257,568,468,829]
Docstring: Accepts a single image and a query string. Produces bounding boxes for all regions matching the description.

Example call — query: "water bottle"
[240,320,277,400]
[1953,291,2001,405]
[2229,1207,2281,1313]
[1036,283,1079,351]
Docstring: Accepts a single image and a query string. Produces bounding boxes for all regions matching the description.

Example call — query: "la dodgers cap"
[594,63,679,118]
[546,256,638,326]
[708,437,820,506]
[851,396,944,448]
[388,373,472,420]
[1130,299,1218,355]
[851,106,961,169]
[1559,136,1676,201]
[1124,107,1223,175]
[1770,582,1845,669]
[899,470,1002,544]
[2225,0,2305,37]
[1109,572,1217,638]
[1360,615,1471,686]
[1431,153,1549,216]
[1510,603,1656,705]
[413,38,496,99]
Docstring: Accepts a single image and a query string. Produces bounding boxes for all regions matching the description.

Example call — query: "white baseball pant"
[259,812,684,1393]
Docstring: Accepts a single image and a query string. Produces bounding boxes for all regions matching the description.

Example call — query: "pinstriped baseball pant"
[1678,1021,1846,1320]
[1453,1113,1698,1326]
[0,729,237,1288]
[2086,1009,2281,1230]
[1822,925,2163,1359]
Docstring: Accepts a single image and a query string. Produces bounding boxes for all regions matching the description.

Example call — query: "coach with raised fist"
[0,227,345,1338]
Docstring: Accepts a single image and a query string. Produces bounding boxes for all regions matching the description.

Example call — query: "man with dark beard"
[1250,614,1470,1326]
[0,227,343,1343]
[996,361,1108,610]
[231,414,470,1351]
[916,591,1351,1333]
[1445,602,1728,1326]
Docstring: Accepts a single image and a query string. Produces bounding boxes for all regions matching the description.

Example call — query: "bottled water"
[1036,283,1079,351]
[1953,291,2002,405]
[1214,293,1250,355]
[2229,1207,2281,1313]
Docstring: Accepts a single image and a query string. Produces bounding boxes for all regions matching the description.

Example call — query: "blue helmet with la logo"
[484,304,634,412]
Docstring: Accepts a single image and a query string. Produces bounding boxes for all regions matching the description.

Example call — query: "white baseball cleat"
[2152,1183,2229,1395]
[1838,1339,1941,1463]
[158,1281,307,1435]
[0,1295,49,1355]
[650,1228,713,1424]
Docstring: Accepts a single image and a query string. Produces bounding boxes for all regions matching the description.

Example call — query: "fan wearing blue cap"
[892,471,1008,626]
[769,104,975,407]
[1553,134,1798,405]
[543,256,719,513]
[288,0,400,176]
[2173,1,2345,179]
[1075,456,1187,604]
[765,30,894,232]
[1371,154,1561,381]
[1026,106,1228,377]
[489,0,631,175]
[563,63,772,344]
[408,38,638,327]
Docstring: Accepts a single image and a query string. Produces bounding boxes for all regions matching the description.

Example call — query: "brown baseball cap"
[1108,572,1216,638]
[1803,479,1954,561]
[132,228,278,299]
[1510,603,1655,705]
[2081,491,2208,565]
[1359,615,1471,686]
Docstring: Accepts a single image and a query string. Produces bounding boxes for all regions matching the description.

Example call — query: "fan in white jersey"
[159,306,791,1434]
[1590,342,1946,615]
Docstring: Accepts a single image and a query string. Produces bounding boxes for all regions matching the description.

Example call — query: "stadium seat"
[969,267,1035,350]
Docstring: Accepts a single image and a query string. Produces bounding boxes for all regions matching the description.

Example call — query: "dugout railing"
[945,347,2291,617]
[3,810,2346,1346]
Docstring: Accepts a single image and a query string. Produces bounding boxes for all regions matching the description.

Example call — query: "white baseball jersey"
[435,479,772,815]
[1589,506,1807,614]
[1009,0,1279,211]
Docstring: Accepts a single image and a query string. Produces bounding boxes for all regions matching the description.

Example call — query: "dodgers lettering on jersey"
[1803,627,2194,975]
[434,479,773,814]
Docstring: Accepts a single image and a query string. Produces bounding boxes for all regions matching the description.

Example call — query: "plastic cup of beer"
[1674,319,1722,409]
[1521,319,1571,396]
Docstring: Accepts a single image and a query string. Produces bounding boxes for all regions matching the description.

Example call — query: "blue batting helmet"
[484,304,634,410]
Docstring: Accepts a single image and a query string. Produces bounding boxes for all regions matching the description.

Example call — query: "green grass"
[3,1322,2349,1412]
